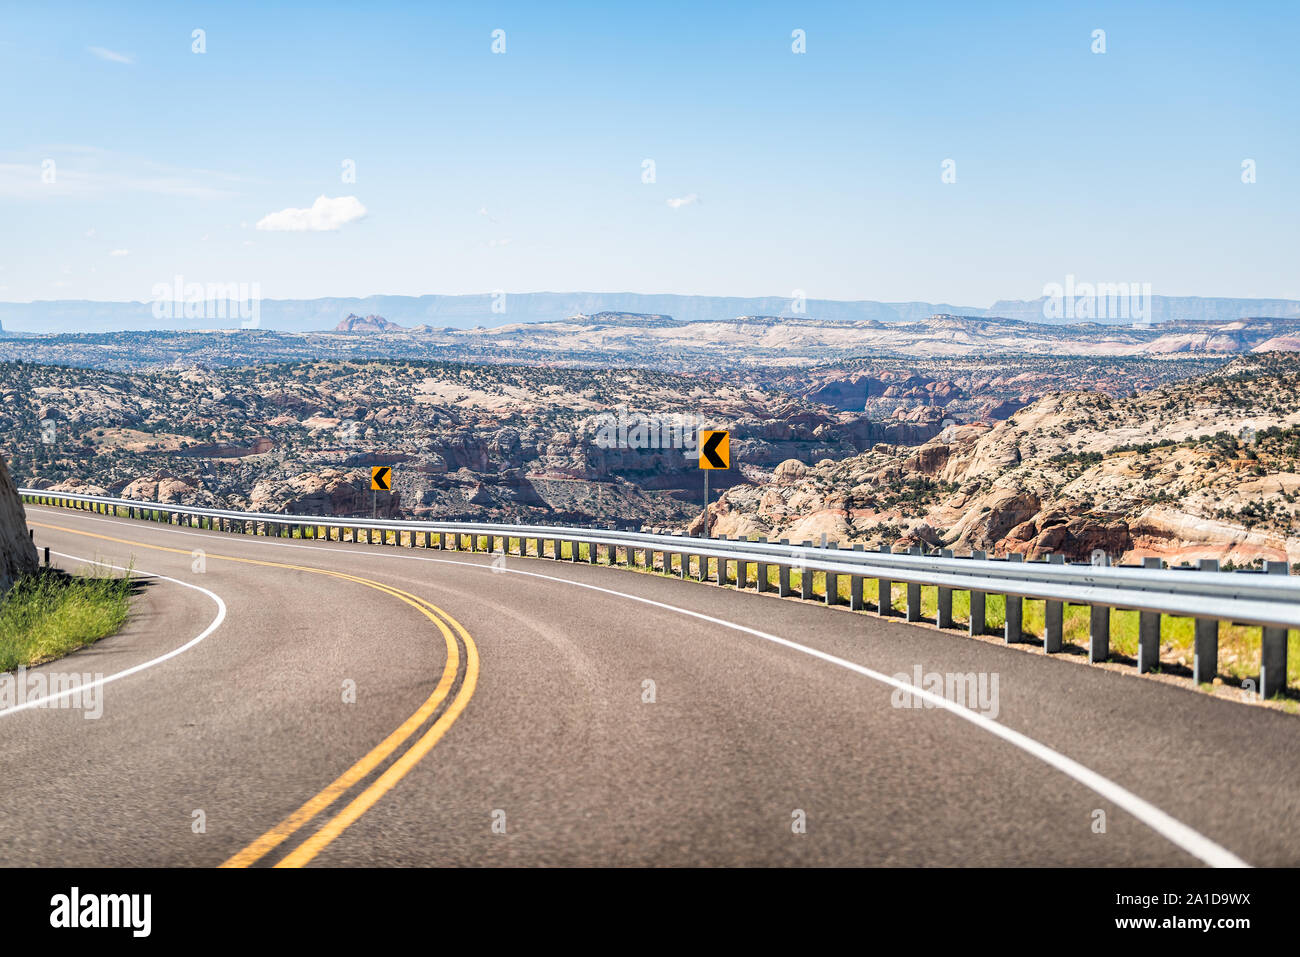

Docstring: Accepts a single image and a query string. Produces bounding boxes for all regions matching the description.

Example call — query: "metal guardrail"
[21,488,1296,698]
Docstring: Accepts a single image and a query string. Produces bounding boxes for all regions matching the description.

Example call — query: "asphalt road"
[6,504,1299,867]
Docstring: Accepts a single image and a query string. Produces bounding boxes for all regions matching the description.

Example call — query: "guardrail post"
[968,549,985,635]
[825,542,839,606]
[777,539,792,596]
[849,543,865,610]
[713,546,726,585]
[1003,553,1023,641]
[1192,558,1219,684]
[799,541,814,600]
[735,546,749,589]
[877,544,894,616]
[937,548,954,628]
[1089,551,1111,663]
[1261,560,1289,698]
[906,546,923,621]
[1137,556,1162,672]
[757,541,770,594]
[1044,554,1065,652]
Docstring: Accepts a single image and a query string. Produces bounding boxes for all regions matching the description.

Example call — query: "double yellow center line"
[30,519,479,868]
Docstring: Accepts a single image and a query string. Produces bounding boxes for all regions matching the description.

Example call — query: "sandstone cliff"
[0,453,38,592]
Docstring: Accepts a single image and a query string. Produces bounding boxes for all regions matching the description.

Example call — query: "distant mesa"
[567,312,679,327]
[334,313,406,334]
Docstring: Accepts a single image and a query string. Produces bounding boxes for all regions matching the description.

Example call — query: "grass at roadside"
[0,566,134,671]
[727,561,1298,699]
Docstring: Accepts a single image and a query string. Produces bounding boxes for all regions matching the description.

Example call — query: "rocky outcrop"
[0,453,38,593]
[994,509,1132,561]
[119,474,216,506]
[45,478,108,496]
[248,468,400,518]
[946,489,1041,549]
[804,372,965,412]
[177,436,273,458]
[1129,506,1296,564]
[334,313,406,334]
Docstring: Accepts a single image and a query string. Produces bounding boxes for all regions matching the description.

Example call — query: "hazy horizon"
[4,1,1297,305]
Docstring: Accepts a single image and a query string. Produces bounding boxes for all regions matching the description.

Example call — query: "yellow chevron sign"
[699,430,729,469]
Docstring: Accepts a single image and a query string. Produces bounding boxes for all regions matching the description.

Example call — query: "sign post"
[697,430,730,539]
[370,466,391,520]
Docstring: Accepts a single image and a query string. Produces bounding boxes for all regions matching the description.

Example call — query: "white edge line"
[0,549,227,719]
[29,509,1250,867]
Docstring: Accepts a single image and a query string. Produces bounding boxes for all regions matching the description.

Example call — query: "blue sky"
[1,0,1296,305]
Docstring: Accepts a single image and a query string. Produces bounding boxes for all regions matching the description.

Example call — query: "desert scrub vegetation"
[0,565,134,671]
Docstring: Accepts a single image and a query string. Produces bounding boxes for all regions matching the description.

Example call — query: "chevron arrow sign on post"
[699,430,729,470]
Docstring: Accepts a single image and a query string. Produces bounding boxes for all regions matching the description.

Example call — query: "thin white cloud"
[488,237,511,247]
[256,195,367,232]
[88,46,134,64]
[667,193,700,209]
[0,156,238,200]
[109,249,129,256]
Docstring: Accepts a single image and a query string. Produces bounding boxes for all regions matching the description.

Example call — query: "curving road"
[5,504,1299,867]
